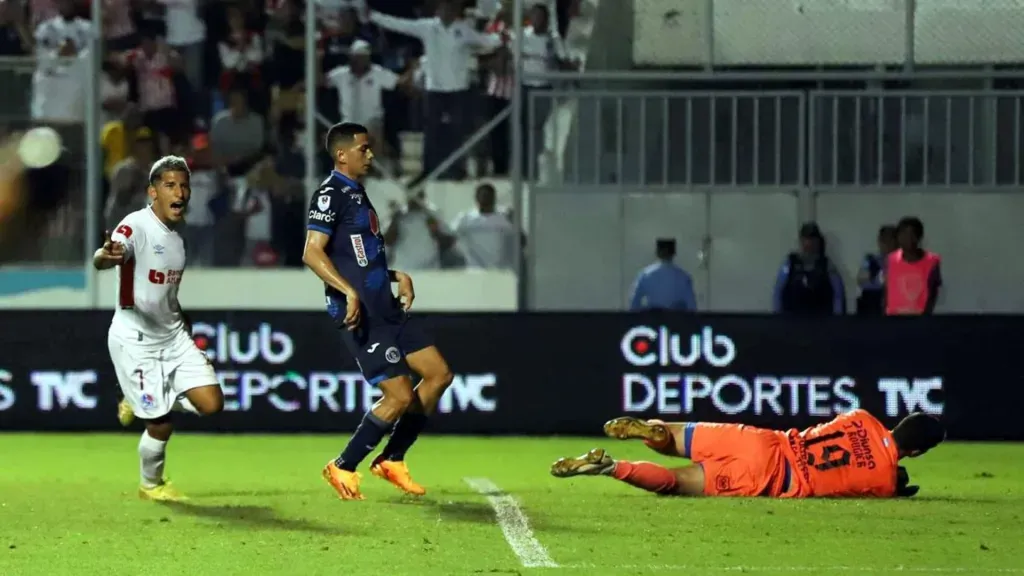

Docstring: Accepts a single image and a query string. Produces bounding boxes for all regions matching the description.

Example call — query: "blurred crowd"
[0,0,579,266]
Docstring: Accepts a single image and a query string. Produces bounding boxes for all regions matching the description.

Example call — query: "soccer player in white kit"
[93,155,224,502]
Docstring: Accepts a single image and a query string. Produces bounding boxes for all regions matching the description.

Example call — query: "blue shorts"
[337,312,433,385]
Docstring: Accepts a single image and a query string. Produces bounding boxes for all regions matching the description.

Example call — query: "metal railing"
[527,88,1024,189]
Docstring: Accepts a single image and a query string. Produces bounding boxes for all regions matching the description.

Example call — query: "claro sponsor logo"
[621,325,858,417]
[193,322,496,413]
[619,325,944,418]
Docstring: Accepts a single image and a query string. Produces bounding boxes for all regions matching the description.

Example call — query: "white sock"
[138,431,167,489]
[172,396,201,415]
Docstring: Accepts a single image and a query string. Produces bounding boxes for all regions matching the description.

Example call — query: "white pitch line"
[464,477,558,568]
[565,565,1024,573]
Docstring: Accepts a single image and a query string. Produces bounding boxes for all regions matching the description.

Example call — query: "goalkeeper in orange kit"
[551,410,945,498]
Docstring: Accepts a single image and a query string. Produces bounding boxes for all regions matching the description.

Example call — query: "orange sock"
[612,461,678,494]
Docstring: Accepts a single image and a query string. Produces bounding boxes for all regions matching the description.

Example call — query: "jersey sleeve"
[307,185,344,236]
[110,218,138,260]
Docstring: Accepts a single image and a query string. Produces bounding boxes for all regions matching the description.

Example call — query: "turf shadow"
[195,488,324,499]
[911,495,1007,504]
[158,502,347,534]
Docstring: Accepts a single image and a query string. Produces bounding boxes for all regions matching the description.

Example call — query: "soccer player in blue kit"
[303,123,455,500]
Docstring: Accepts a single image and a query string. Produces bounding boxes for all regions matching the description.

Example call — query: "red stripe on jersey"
[118,258,136,308]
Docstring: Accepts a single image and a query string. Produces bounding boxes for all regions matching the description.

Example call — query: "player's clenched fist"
[395,271,415,311]
[343,292,361,330]
[97,230,127,264]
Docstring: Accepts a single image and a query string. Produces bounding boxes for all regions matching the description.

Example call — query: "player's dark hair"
[148,155,191,185]
[325,122,369,156]
[878,224,897,240]
[897,216,924,240]
[891,413,946,455]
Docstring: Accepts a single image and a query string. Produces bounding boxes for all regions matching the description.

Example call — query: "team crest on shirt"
[385,347,401,364]
[318,194,331,211]
[141,393,155,409]
[369,210,380,236]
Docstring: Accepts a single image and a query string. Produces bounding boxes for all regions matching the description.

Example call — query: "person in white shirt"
[511,2,576,173]
[158,0,206,91]
[31,38,88,124]
[368,0,501,180]
[33,0,91,57]
[384,191,456,271]
[452,182,517,269]
[93,155,224,503]
[326,39,407,170]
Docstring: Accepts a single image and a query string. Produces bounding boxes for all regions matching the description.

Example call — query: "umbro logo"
[367,343,380,353]
[154,244,165,254]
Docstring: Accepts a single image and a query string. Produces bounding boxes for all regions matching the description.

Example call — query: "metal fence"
[529,88,1024,189]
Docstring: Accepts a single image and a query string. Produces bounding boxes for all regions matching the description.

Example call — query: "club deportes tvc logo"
[192,322,294,365]
[32,370,98,410]
[621,325,736,368]
[878,377,944,417]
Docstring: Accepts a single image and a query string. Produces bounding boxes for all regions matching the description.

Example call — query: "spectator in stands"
[33,0,90,56]
[184,132,221,266]
[102,0,138,52]
[628,238,697,311]
[384,191,455,270]
[482,0,512,176]
[31,36,87,127]
[319,6,374,124]
[513,1,575,174]
[100,57,131,125]
[125,28,187,149]
[159,0,206,93]
[265,0,304,125]
[451,182,517,269]
[104,127,156,229]
[773,222,846,316]
[0,1,32,57]
[100,104,142,182]
[326,39,410,174]
[369,0,501,180]
[136,0,167,38]
[235,155,276,266]
[856,224,897,315]
[269,121,306,266]
[210,87,267,178]
[218,5,265,111]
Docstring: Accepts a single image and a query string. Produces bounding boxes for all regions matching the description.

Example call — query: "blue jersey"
[306,171,401,320]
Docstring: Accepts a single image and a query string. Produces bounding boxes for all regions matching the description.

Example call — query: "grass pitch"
[0,434,1021,576]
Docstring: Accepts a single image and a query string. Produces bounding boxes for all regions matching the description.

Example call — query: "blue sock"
[335,411,393,472]
[381,412,429,462]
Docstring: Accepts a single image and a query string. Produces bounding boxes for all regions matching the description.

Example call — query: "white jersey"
[109,207,187,345]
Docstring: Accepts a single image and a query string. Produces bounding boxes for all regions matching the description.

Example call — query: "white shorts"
[108,329,217,419]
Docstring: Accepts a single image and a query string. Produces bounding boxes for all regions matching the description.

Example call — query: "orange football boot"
[322,461,364,500]
[370,457,426,496]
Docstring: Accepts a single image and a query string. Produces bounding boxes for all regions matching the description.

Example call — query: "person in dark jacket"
[856,224,897,315]
[772,222,845,315]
